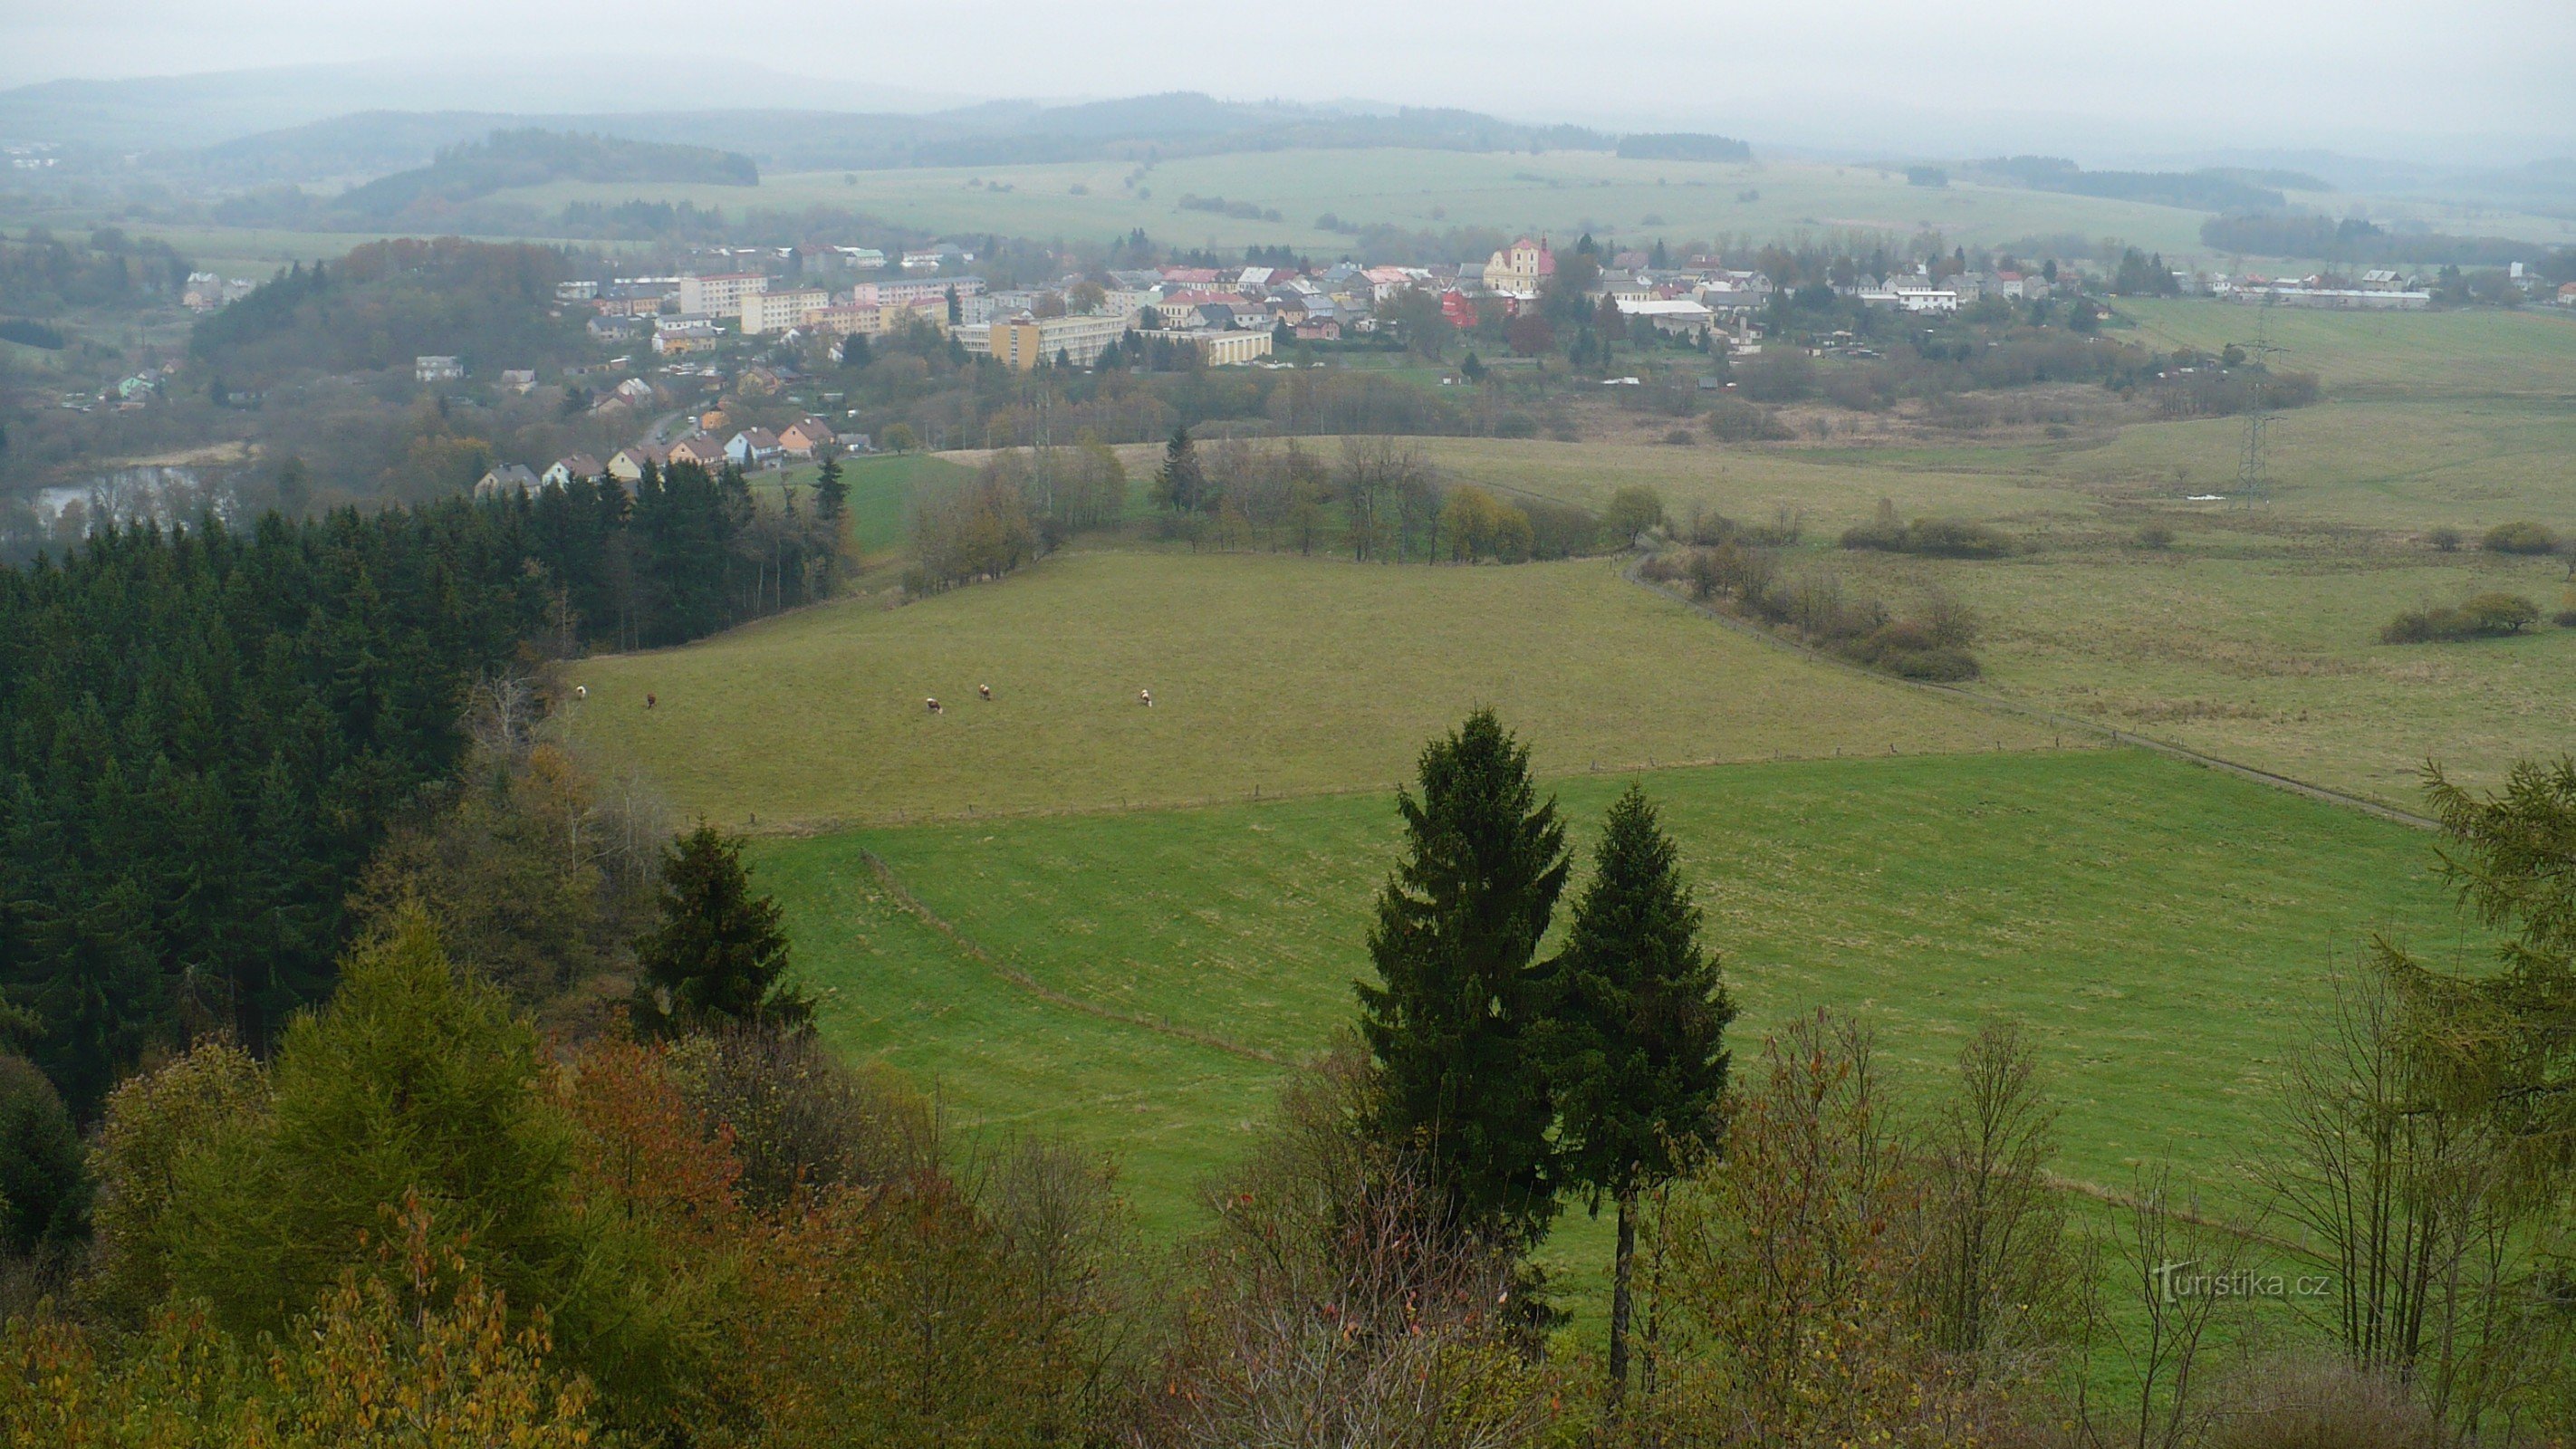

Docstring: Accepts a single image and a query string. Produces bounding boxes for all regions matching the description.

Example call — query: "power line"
[2234,295,2286,505]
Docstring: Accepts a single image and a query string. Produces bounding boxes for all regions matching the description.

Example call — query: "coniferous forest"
[0,461,835,1118]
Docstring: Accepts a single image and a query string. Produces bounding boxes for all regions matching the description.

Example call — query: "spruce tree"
[1356,709,1569,1247]
[812,454,848,531]
[1544,782,1734,1406]
[1150,425,1205,513]
[631,824,809,1037]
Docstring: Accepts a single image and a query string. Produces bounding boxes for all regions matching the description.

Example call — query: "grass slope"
[569,550,2057,828]
[759,747,2475,1241]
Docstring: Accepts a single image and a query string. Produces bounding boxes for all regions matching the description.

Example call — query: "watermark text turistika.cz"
[2153,1260,2332,1304]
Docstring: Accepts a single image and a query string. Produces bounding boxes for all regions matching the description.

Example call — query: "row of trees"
[1149,430,1609,562]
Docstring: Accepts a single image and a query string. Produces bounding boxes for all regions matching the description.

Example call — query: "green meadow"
[756,747,2475,1245]
[569,549,2059,830]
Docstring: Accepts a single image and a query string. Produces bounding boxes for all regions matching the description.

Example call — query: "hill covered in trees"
[187,236,586,383]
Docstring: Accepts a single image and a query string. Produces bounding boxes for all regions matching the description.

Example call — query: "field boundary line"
[859,848,1290,1067]
[1622,552,2441,831]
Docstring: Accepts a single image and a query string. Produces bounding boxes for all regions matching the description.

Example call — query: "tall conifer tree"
[1545,782,1733,1405]
[1356,709,1568,1247]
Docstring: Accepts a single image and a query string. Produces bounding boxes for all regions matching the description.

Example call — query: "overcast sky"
[7,0,2572,160]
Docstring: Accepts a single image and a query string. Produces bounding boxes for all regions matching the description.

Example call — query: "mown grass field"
[756,747,2475,1249]
[568,549,2059,829]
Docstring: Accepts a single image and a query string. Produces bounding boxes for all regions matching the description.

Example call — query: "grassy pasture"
[2114,298,2576,400]
[568,549,2059,829]
[759,747,2474,1245]
[1820,540,2576,805]
[491,150,2233,255]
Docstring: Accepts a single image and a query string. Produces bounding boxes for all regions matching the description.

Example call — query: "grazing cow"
[927,696,943,714]
[646,693,656,710]
[1139,688,1154,707]
[978,684,993,701]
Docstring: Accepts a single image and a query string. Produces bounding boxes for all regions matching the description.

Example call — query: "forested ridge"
[0,459,837,1117]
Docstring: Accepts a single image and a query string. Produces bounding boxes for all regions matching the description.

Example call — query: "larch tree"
[1543,782,1733,1406]
[1355,709,1569,1249]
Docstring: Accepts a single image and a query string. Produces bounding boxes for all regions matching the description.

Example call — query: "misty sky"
[9,0,2573,157]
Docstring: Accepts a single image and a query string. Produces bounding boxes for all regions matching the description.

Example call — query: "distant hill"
[0,59,958,152]
[330,130,757,221]
[159,93,1615,187]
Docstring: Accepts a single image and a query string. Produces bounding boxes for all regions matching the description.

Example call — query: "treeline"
[0,226,195,317]
[2201,212,2576,273]
[0,464,841,1114]
[1141,430,1604,562]
[1615,131,1753,162]
[908,432,1614,592]
[1966,156,2292,211]
[188,237,588,384]
[1648,509,1989,681]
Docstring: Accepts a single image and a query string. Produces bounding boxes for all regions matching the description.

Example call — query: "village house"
[415,355,464,383]
[542,455,604,489]
[499,369,538,394]
[668,435,729,469]
[607,444,670,485]
[472,463,542,499]
[726,428,784,467]
[778,419,835,457]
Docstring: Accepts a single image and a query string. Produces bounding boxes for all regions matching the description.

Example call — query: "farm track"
[857,847,1289,1067]
[1621,551,2444,831]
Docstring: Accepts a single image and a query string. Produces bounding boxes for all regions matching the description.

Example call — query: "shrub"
[1840,501,2015,559]
[1706,395,1791,441]
[1850,620,1981,681]
[2380,592,2540,643]
[1733,349,1815,402]
[2134,523,2175,550]
[1493,412,1539,439]
[1905,516,2016,558]
[2462,590,2540,633]
[2427,525,2463,552]
[1662,427,1697,446]
[2202,1358,2439,1449]
[2482,520,2556,554]
[2557,587,2576,629]
[665,1025,936,1213]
